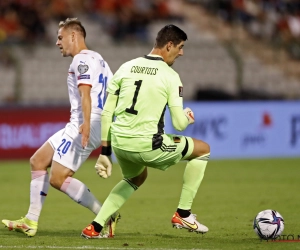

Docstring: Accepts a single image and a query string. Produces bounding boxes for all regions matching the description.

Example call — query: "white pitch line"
[0,246,213,250]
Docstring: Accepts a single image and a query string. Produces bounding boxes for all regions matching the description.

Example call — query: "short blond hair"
[58,18,86,39]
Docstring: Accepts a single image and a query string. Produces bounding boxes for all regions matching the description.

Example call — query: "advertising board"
[1,102,299,159]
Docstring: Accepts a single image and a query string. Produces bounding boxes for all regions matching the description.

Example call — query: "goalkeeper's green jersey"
[107,55,184,152]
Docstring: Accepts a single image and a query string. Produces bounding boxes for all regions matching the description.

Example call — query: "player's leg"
[90,167,147,226]
[50,122,119,237]
[82,149,146,239]
[50,161,102,214]
[49,124,103,213]
[172,137,210,233]
[2,140,54,237]
[137,134,210,233]
[51,160,123,238]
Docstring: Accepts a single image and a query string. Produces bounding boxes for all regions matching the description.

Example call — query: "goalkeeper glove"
[184,107,195,124]
[95,146,112,178]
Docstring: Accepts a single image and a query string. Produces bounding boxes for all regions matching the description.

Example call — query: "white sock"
[26,171,49,222]
[60,177,101,214]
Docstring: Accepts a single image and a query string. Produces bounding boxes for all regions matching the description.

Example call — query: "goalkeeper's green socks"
[93,179,138,231]
[178,153,210,210]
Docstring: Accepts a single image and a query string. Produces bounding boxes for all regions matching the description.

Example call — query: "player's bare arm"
[78,84,92,148]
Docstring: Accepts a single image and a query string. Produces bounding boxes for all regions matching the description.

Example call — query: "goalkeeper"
[81,24,210,238]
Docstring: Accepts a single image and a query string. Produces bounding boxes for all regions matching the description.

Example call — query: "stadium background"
[0,0,300,159]
[0,1,300,249]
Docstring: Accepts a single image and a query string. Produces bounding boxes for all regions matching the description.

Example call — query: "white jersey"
[67,49,113,122]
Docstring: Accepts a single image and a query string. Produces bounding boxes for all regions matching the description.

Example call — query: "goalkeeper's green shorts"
[112,134,194,179]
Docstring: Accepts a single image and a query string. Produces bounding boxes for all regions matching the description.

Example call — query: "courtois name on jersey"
[130,66,158,75]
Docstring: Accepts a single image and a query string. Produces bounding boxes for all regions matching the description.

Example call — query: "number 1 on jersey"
[125,80,142,115]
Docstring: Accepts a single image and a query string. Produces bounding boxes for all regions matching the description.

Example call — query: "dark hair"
[58,18,86,39]
[154,24,187,48]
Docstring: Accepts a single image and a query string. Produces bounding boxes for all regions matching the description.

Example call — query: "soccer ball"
[253,209,284,240]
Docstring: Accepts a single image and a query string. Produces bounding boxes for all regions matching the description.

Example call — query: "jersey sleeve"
[167,72,184,108]
[101,94,118,141]
[72,53,94,87]
[169,106,189,131]
[107,64,124,95]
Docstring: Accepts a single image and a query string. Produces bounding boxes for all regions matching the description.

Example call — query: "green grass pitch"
[0,158,300,250]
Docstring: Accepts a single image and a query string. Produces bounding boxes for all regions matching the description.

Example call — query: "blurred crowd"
[2,0,300,60]
[85,0,184,43]
[191,0,300,60]
[0,0,184,46]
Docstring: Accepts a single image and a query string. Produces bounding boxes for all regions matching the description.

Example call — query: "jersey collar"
[144,54,164,62]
